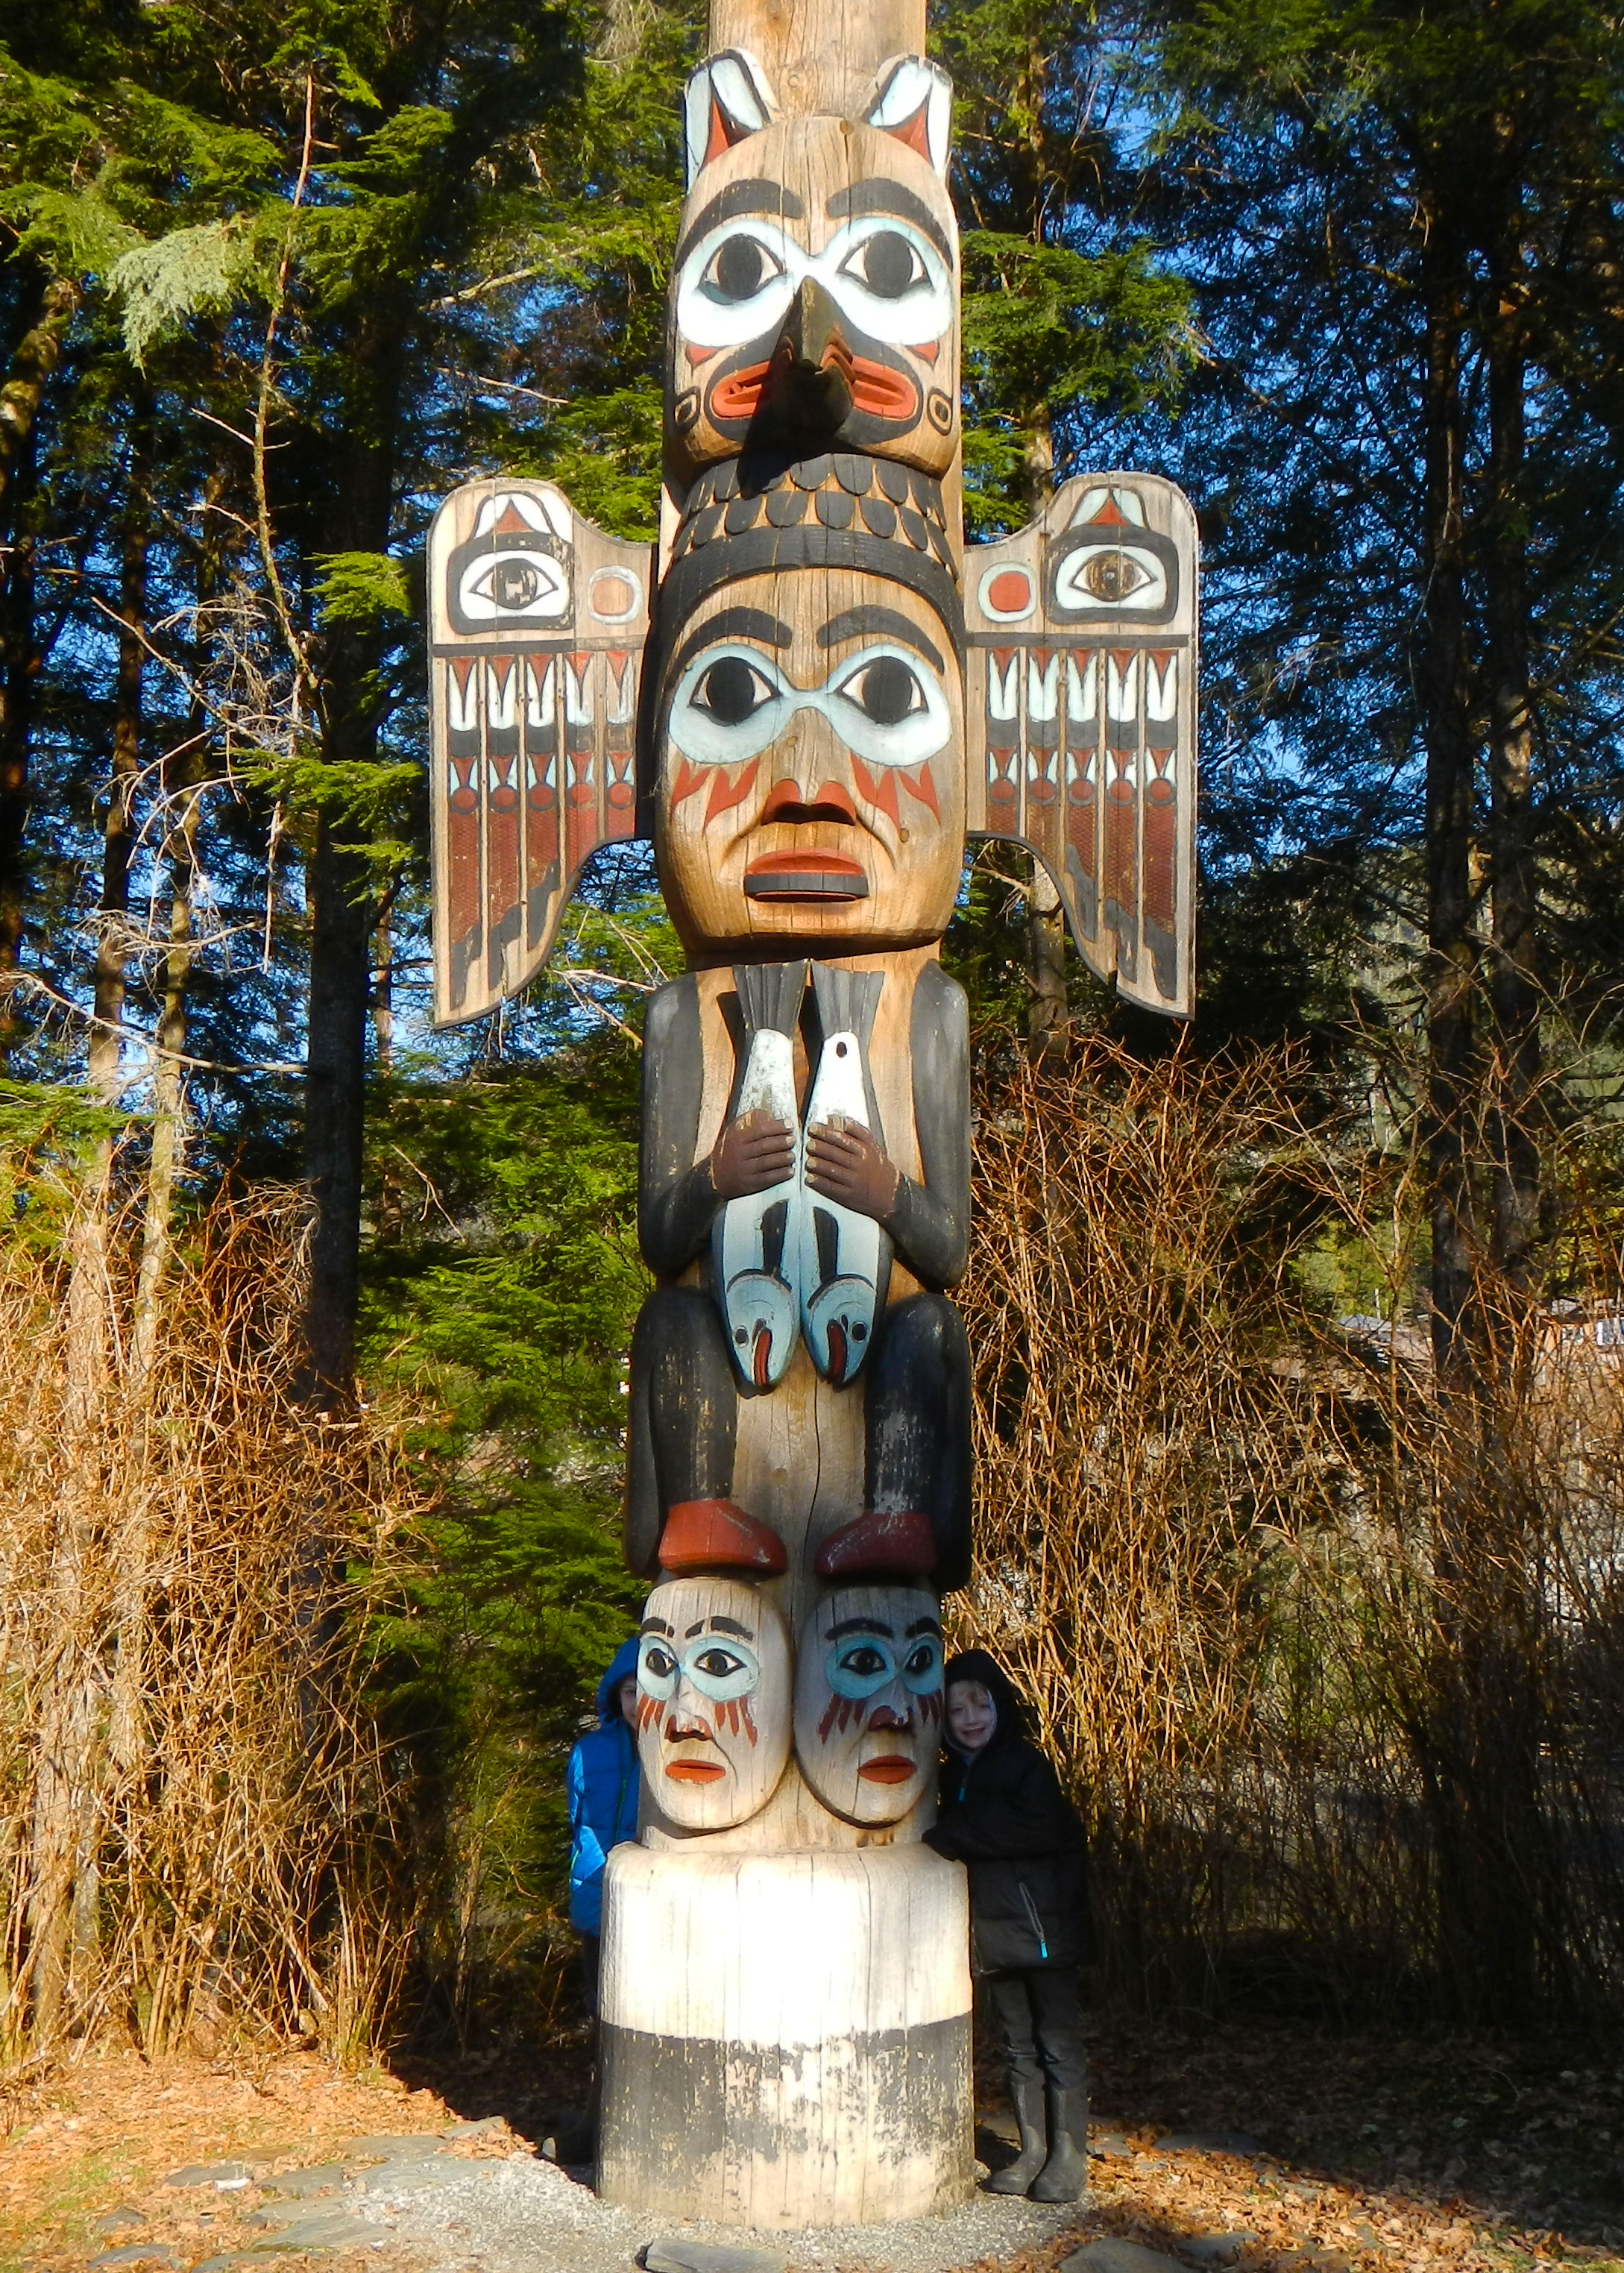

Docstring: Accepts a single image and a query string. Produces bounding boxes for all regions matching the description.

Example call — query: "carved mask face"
[654,558,966,956]
[635,1576,792,1830]
[793,1585,945,1825]
[668,59,958,483]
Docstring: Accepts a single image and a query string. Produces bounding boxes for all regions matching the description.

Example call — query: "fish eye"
[693,656,776,724]
[701,232,784,304]
[841,230,927,300]
[838,656,924,727]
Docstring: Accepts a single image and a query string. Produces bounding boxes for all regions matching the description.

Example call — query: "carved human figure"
[635,1576,793,1830]
[793,1585,944,1823]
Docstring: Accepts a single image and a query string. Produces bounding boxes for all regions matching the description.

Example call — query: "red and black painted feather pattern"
[427,481,653,1026]
[963,471,1198,1019]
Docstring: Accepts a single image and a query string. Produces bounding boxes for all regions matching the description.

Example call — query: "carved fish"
[713,961,808,1389]
[800,966,888,1386]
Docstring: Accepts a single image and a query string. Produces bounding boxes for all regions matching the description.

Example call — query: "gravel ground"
[353,2154,1087,2273]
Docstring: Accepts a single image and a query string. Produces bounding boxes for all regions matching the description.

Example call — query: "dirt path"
[1,2023,1618,2273]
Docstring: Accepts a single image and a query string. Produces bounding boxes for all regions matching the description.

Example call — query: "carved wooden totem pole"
[427,0,1196,2230]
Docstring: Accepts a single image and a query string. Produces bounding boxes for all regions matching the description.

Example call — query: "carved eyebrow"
[667,606,792,688]
[828,1617,894,1640]
[676,177,805,268]
[819,606,945,676]
[904,1617,943,1639]
[641,1618,674,1636]
[827,179,952,263]
[707,1616,753,1638]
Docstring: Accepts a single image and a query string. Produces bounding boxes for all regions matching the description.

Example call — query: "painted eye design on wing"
[638,1639,679,1700]
[699,230,786,306]
[837,230,928,301]
[901,1635,944,1694]
[684,1638,761,1703]
[827,1638,898,1701]
[458,548,568,621]
[1052,541,1168,612]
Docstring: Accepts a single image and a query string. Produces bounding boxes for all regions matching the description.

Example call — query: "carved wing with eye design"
[427,480,653,1026]
[964,472,1199,1019]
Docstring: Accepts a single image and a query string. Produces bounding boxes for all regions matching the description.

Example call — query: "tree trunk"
[0,274,79,509]
[0,419,39,1001]
[298,326,400,1408]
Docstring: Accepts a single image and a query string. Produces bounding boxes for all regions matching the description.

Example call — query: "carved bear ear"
[683,49,778,185]
[864,56,954,179]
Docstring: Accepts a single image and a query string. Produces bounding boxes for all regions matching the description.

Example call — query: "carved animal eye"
[1052,540,1168,614]
[837,656,924,727]
[460,549,567,619]
[840,230,927,300]
[700,232,784,304]
[694,656,775,724]
[1082,550,1151,601]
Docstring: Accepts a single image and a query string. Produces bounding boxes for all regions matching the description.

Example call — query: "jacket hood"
[942,1647,1030,1747]
[597,1635,641,1723]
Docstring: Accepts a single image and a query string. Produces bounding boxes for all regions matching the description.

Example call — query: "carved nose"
[867,1704,910,1732]
[761,779,857,825]
[761,277,855,435]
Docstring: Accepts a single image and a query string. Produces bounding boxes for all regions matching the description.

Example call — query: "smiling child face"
[654,565,966,958]
[793,1584,944,1826]
[635,1576,792,1830]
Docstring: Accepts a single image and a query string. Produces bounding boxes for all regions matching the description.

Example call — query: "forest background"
[1,0,1623,2078]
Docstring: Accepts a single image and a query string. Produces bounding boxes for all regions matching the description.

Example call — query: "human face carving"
[794,1586,945,1825]
[667,119,960,482]
[635,1577,791,1830]
[655,566,966,957]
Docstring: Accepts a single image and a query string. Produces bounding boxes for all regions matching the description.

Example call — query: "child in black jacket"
[923,1650,1091,2201]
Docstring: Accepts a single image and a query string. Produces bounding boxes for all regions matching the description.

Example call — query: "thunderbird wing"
[963,472,1198,1018]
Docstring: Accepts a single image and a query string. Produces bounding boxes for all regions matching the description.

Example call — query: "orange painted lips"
[857,1756,918,1785]
[744,850,868,902]
[666,1759,726,1783]
[707,358,921,424]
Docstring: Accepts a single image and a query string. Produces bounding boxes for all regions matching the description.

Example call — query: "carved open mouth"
[707,358,920,426]
[744,851,868,902]
[857,1756,918,1785]
[666,1759,726,1783]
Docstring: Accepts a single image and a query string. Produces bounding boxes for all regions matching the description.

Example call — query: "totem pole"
[427,0,1196,2230]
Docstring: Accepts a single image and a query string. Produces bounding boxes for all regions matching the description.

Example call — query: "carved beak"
[760,278,855,438]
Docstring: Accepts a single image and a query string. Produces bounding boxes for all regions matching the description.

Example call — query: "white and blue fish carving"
[799,966,889,1387]
[713,960,807,1389]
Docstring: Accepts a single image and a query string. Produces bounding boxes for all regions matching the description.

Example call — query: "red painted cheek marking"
[705,755,761,824]
[910,340,940,364]
[688,343,719,365]
[901,763,940,817]
[922,1689,943,1726]
[851,755,900,826]
[636,1694,661,1734]
[741,1698,758,1748]
[672,759,707,809]
[818,1694,841,1742]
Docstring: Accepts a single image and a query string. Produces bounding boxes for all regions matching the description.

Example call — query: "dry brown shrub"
[958,1034,1624,2019]
[0,1172,427,2073]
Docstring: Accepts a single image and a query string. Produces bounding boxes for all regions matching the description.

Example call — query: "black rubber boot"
[1030,2085,1089,2202]
[987,2073,1048,2195]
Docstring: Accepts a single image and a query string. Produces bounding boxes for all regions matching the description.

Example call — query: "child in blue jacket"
[567,1636,641,1984]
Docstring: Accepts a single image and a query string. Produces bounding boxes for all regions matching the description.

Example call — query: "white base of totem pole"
[597,1842,974,2228]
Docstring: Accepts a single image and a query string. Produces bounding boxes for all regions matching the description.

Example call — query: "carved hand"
[804,1116,901,1221]
[709,1108,796,1198]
